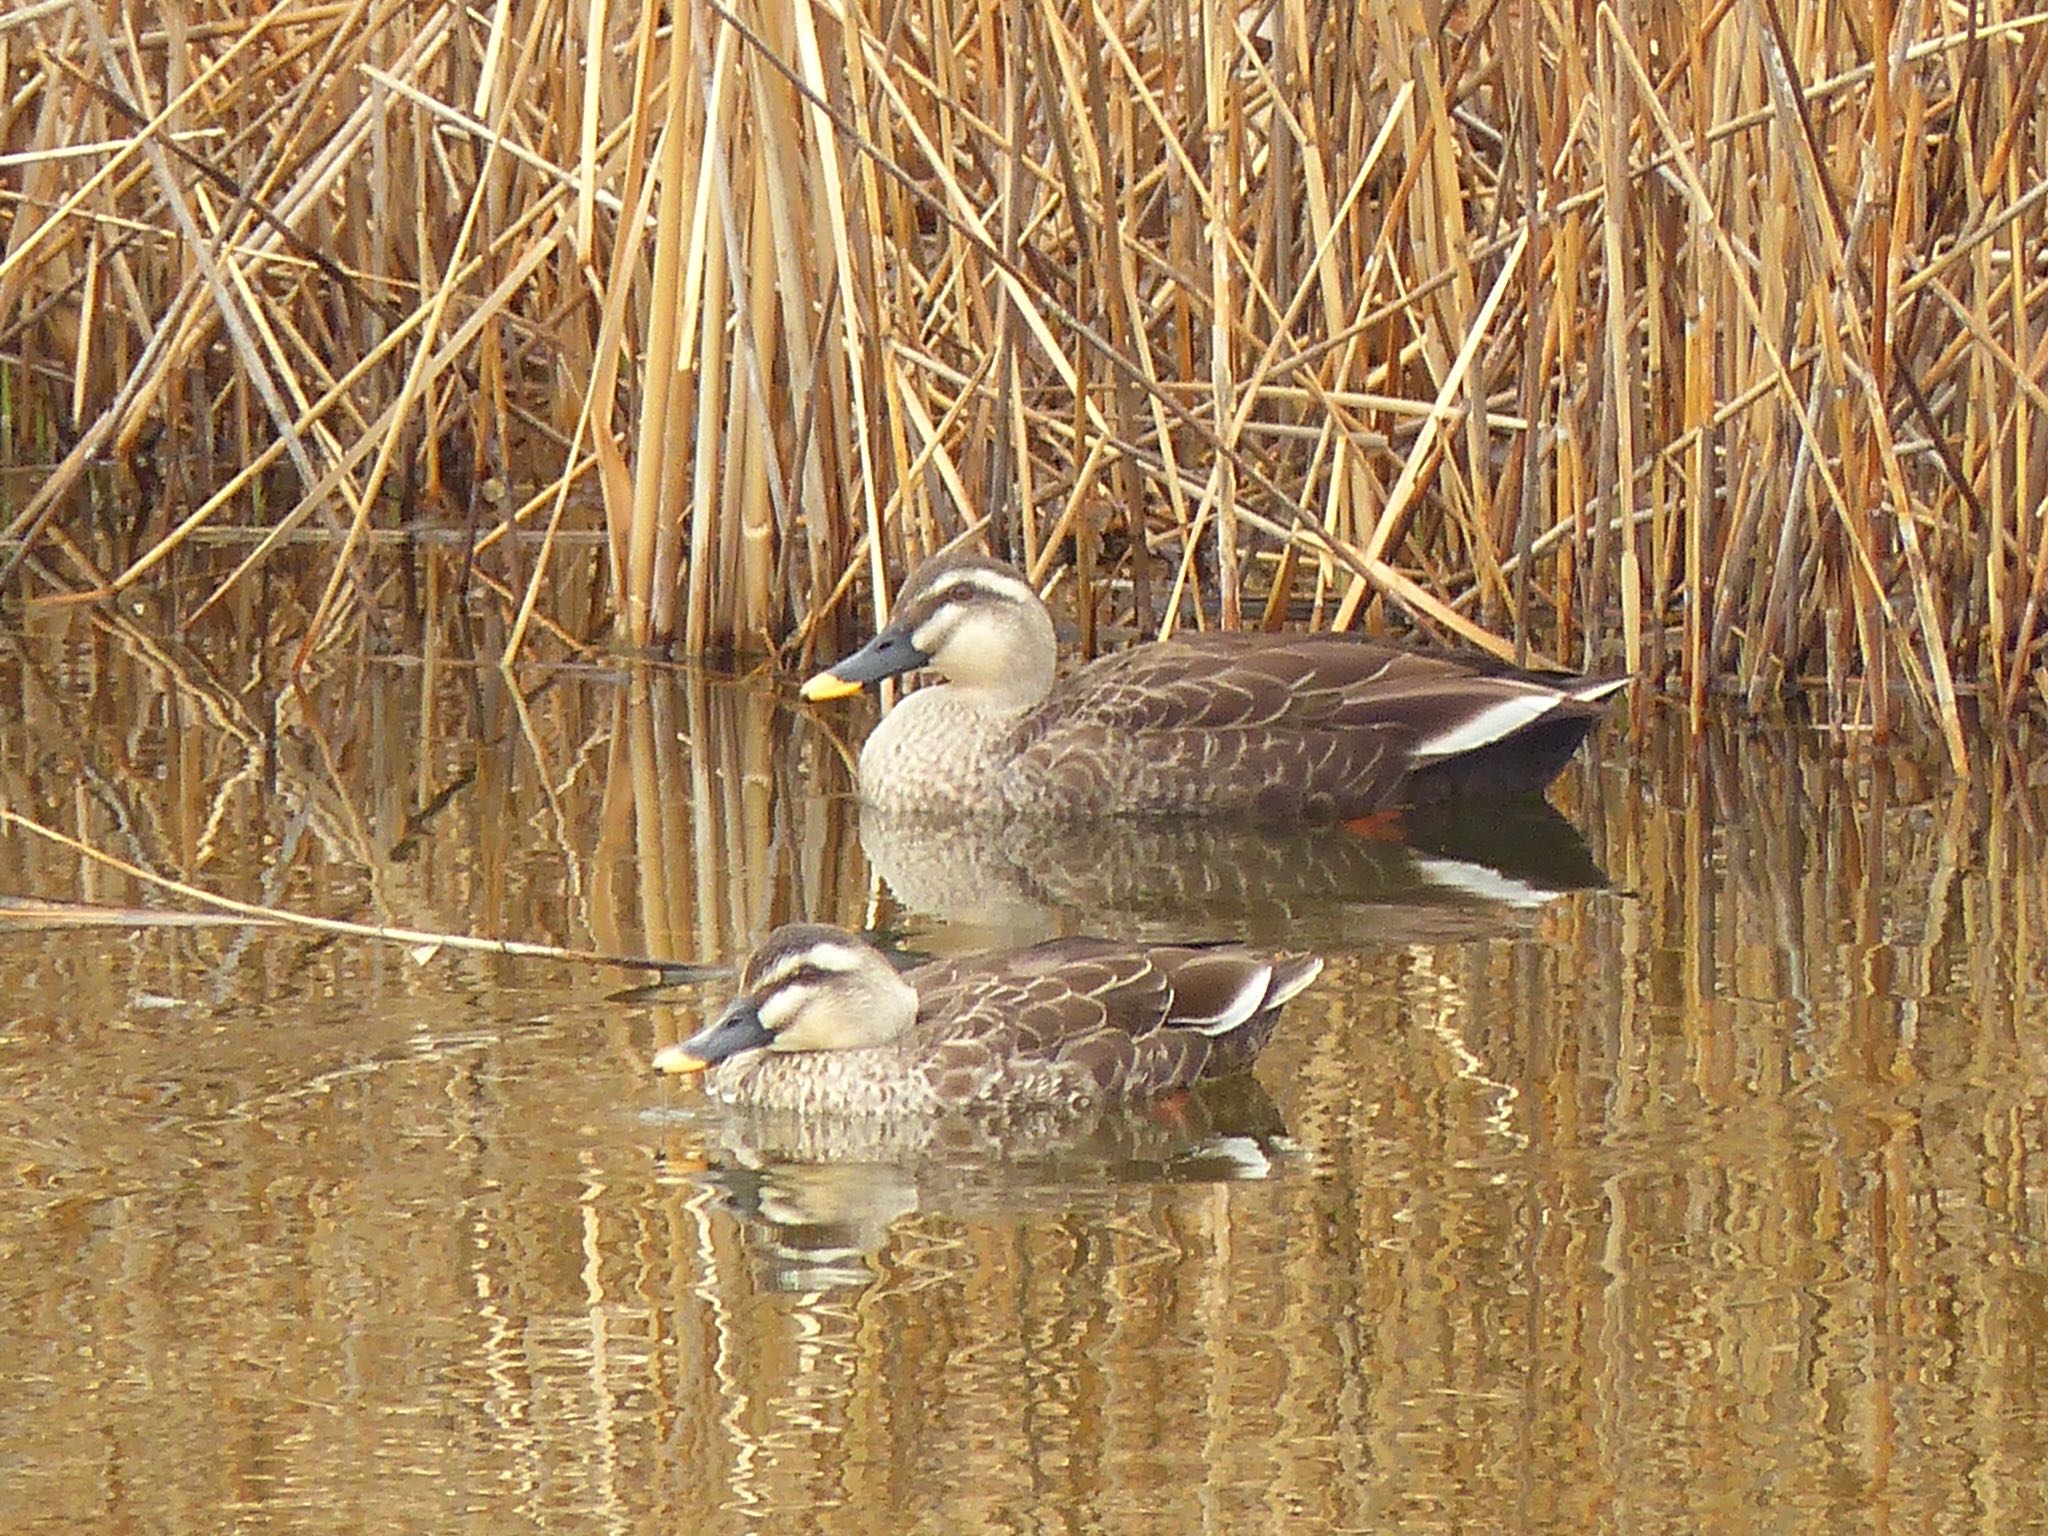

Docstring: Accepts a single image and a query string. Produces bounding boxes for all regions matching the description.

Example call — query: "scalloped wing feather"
[896,941,1318,1106]
[998,635,1617,816]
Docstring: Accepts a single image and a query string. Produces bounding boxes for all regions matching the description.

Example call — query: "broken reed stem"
[0,807,717,977]
[1,0,2046,753]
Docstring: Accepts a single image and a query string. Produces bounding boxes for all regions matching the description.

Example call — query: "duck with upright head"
[800,552,1626,820]
[652,923,1322,1116]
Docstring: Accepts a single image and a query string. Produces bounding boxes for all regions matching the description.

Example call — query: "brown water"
[3,607,2047,1534]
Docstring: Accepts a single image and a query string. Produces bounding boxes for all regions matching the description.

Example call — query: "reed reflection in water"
[0,608,2045,1533]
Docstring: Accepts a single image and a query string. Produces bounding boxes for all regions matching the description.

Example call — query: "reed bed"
[3,1,2047,757]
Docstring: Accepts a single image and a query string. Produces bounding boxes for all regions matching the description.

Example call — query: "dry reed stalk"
[0,804,706,973]
[0,0,2043,742]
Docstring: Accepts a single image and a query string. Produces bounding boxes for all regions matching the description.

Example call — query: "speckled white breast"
[857,686,1026,817]
[706,1046,946,1115]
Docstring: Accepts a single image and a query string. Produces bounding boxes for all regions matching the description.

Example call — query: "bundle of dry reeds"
[3,1,2046,758]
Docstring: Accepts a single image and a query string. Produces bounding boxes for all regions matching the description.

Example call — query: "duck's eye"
[784,962,829,988]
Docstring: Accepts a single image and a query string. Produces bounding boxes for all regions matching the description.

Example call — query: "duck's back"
[997,633,1499,818]
[911,938,1315,1105]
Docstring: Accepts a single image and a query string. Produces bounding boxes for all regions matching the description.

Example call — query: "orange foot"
[1341,809,1407,841]
[1149,1089,1194,1133]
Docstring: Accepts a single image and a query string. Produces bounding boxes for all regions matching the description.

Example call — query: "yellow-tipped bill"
[651,1043,709,1076]
[799,627,931,698]
[658,996,773,1072]
[799,668,864,702]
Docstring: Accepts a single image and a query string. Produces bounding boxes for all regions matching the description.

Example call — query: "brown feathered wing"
[1001,634,1609,818]
[904,939,1318,1108]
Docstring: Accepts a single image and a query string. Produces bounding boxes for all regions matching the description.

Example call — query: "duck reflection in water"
[858,794,1610,950]
[658,1076,1293,1293]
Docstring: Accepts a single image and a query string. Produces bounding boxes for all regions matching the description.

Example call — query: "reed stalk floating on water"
[3,0,2047,761]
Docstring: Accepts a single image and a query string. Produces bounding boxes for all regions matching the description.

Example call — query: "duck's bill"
[798,668,864,702]
[799,627,931,699]
[651,1042,709,1076]
[655,996,773,1073]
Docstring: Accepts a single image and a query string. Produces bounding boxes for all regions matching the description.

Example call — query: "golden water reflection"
[2,608,2045,1533]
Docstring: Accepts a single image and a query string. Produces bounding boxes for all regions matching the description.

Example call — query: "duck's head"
[653,924,920,1074]
[800,554,1058,708]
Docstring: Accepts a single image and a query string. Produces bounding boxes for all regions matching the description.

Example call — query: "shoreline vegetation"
[3,2,2047,767]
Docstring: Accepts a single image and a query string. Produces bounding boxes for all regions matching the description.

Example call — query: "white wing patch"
[1264,956,1324,1009]
[1567,676,1631,705]
[1409,691,1563,763]
[1181,962,1275,1036]
[1411,855,1554,909]
[1202,1136,1279,1178]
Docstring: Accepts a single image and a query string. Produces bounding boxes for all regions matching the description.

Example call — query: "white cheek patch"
[770,990,858,1053]
[910,611,956,658]
[902,569,1047,685]
[930,610,1012,678]
[758,985,810,1032]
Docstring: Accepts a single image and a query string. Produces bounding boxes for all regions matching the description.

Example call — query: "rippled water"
[3,607,2046,1533]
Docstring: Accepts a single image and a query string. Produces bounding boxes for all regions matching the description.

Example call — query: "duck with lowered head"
[652,923,1323,1117]
[800,552,1626,820]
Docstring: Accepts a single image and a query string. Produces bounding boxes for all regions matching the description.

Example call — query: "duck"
[651,922,1323,1116]
[854,796,1607,950]
[799,552,1627,819]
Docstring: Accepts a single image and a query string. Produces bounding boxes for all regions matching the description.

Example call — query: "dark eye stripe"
[926,575,1028,611]
[757,960,830,994]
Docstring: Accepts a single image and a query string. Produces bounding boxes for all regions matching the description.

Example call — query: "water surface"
[2,609,2045,1533]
